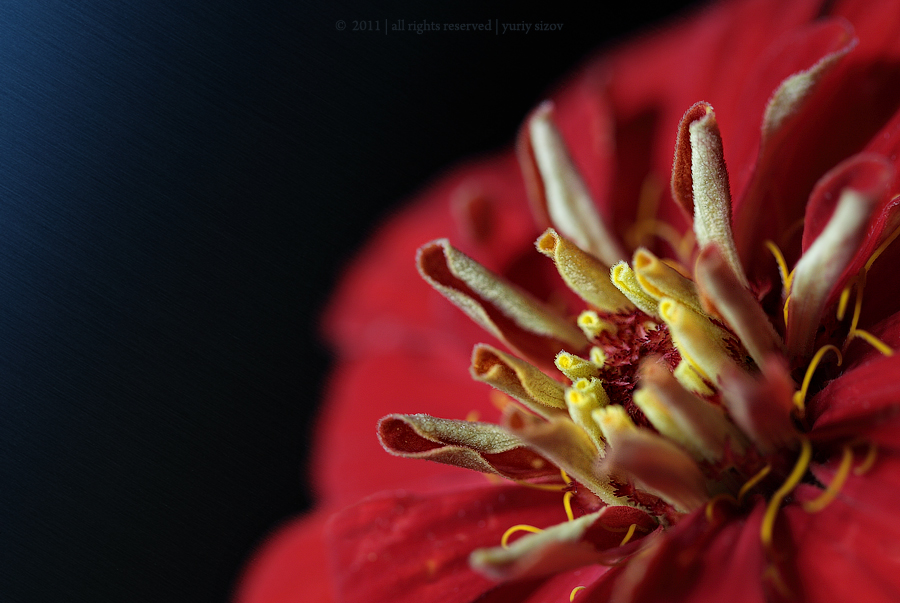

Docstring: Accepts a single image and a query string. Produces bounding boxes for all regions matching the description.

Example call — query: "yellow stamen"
[563,491,575,522]
[847,270,866,336]
[765,240,792,293]
[864,220,900,272]
[792,345,842,414]
[619,523,638,546]
[704,493,737,522]
[569,586,587,601]
[738,465,772,503]
[854,442,877,476]
[837,281,853,321]
[782,294,790,326]
[560,468,572,484]
[760,437,812,551]
[848,328,894,356]
[501,524,544,548]
[802,445,853,513]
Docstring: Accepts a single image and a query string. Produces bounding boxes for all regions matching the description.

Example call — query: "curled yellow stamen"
[765,240,792,293]
[864,221,900,272]
[563,491,575,522]
[560,468,572,484]
[569,586,587,601]
[849,329,894,356]
[793,345,842,414]
[704,493,737,522]
[738,465,772,503]
[619,523,638,546]
[501,524,544,548]
[802,445,854,513]
[782,294,790,327]
[854,442,877,476]
[761,437,812,551]
[847,271,866,336]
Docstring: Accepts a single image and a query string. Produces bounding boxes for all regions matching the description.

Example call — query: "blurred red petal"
[234,509,335,603]
[325,484,567,603]
[783,481,900,603]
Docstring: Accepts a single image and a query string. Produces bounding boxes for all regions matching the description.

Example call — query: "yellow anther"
[704,493,737,522]
[563,491,575,522]
[465,410,480,422]
[501,524,544,548]
[854,442,877,476]
[737,465,771,503]
[802,445,854,513]
[588,347,607,368]
[619,523,638,546]
[849,329,894,356]
[760,437,812,551]
[793,345,842,414]
[569,586,587,601]
[765,240,793,294]
[577,310,614,339]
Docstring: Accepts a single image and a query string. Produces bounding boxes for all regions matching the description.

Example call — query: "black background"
[0,1,698,601]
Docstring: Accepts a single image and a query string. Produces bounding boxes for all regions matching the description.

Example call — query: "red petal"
[806,353,900,440]
[610,503,770,603]
[312,349,495,508]
[322,152,537,359]
[782,481,900,603]
[234,508,336,603]
[325,484,567,603]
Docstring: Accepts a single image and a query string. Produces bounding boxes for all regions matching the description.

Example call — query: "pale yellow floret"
[633,387,701,460]
[565,387,607,454]
[611,262,661,318]
[577,310,615,339]
[555,351,599,381]
[659,298,735,387]
[572,377,610,406]
[592,405,638,443]
[673,361,714,396]
[588,347,607,368]
[632,248,704,314]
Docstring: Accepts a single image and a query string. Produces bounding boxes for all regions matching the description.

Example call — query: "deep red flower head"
[237,0,900,601]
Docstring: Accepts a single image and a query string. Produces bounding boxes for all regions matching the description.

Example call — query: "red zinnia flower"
[237,0,900,601]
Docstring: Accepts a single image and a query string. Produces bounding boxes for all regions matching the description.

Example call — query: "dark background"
[0,1,698,601]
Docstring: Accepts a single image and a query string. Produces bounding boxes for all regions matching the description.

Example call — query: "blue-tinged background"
[0,1,695,601]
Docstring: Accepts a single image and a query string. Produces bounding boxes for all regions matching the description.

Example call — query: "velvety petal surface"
[325,484,569,603]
